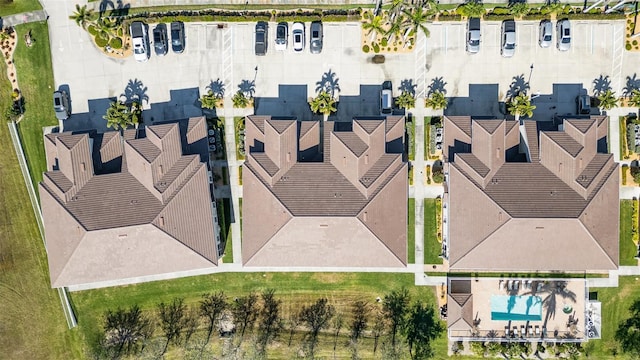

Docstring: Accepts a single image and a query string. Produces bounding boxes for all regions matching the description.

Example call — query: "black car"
[170,21,185,53]
[153,23,168,56]
[255,21,268,56]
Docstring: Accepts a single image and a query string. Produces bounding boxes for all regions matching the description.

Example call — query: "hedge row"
[627,123,638,153]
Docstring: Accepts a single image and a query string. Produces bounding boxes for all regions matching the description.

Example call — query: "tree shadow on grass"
[506,74,529,100]
[427,77,447,96]
[592,75,612,97]
[207,78,225,98]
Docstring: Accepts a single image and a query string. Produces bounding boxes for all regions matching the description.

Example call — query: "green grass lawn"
[424,199,443,265]
[620,200,638,266]
[408,198,415,263]
[70,272,435,357]
[234,116,245,160]
[407,117,415,161]
[13,23,57,188]
[0,0,42,16]
[0,59,80,359]
[590,276,640,359]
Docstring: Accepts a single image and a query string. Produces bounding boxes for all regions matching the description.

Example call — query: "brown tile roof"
[505,120,518,134]
[354,119,384,134]
[565,118,595,133]
[39,117,219,288]
[447,117,619,272]
[456,153,490,178]
[127,138,161,162]
[299,121,317,137]
[333,131,368,157]
[243,116,407,267]
[267,119,296,134]
[543,132,584,157]
[476,119,503,134]
[252,153,279,176]
[384,116,404,133]
[448,116,472,137]
[577,154,613,188]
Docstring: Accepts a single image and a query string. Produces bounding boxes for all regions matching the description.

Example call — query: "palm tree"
[362,15,386,41]
[509,2,529,18]
[69,4,94,29]
[598,89,618,111]
[425,91,448,111]
[309,91,337,120]
[104,101,139,130]
[395,91,416,110]
[507,92,536,121]
[402,3,435,39]
[232,90,250,108]
[629,89,640,108]
[200,91,219,110]
[95,17,117,40]
[457,1,485,18]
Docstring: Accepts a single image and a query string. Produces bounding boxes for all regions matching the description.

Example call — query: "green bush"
[484,14,515,21]
[432,171,444,184]
[523,13,550,20]
[563,4,572,14]
[438,14,462,21]
[634,40,638,46]
[491,7,510,15]
[566,12,625,20]
[362,44,370,53]
[373,43,380,53]
[381,37,388,47]
[627,43,633,51]
[109,37,123,49]
[627,123,636,153]
[622,164,629,185]
[87,25,97,35]
[117,27,124,37]
[95,36,109,47]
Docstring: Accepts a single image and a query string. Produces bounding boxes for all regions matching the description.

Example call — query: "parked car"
[255,21,268,55]
[292,22,305,52]
[380,80,393,115]
[153,23,168,56]
[466,17,481,54]
[129,21,149,62]
[275,22,288,51]
[310,21,323,54]
[577,94,591,115]
[53,90,70,120]
[538,20,552,48]
[556,19,571,51]
[500,20,516,58]
[170,21,185,53]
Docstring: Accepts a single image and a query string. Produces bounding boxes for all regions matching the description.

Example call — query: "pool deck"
[448,277,586,341]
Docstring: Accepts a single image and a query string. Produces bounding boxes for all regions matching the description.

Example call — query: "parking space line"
[222,26,234,92]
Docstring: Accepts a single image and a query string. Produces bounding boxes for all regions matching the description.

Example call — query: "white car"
[130,21,149,62]
[292,22,305,53]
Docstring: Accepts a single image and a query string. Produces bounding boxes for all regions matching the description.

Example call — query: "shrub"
[484,14,515,21]
[87,25,97,35]
[95,36,109,47]
[362,44,370,53]
[491,7,510,15]
[373,43,380,53]
[634,40,638,46]
[627,123,636,153]
[109,37,123,49]
[627,43,633,51]
[567,12,625,20]
[622,164,629,185]
[381,37,388,47]
[438,14,462,21]
[432,170,444,183]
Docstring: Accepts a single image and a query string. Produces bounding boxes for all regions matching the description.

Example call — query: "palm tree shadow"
[121,78,149,105]
[428,77,447,96]
[113,0,131,17]
[98,0,115,17]
[592,75,612,97]
[539,281,577,329]
[399,79,417,97]
[207,78,226,98]
[623,74,640,97]
[506,74,530,100]
[315,69,341,97]
[237,80,256,98]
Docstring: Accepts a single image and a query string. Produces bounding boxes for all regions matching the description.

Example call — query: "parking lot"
[44,0,639,130]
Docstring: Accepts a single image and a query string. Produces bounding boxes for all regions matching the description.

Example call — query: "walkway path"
[1,10,48,27]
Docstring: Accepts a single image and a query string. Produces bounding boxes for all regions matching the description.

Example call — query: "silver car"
[53,91,70,120]
[466,17,481,54]
[500,20,516,58]
[538,20,552,48]
[556,19,571,51]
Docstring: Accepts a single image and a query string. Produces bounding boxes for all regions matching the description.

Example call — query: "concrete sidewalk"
[1,10,48,27]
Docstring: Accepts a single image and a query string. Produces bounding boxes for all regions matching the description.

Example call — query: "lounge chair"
[505,326,510,337]
[512,326,518,338]
[528,325,533,336]
[507,280,512,291]
[499,280,504,290]
[514,280,520,291]
[535,325,541,336]
[520,325,526,337]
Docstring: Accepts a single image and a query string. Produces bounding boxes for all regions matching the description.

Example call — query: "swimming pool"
[491,295,542,321]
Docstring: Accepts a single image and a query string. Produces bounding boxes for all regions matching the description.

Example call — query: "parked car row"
[466,18,572,56]
[255,21,323,56]
[129,21,185,62]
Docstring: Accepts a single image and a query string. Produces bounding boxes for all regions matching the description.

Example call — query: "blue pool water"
[491,295,542,321]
